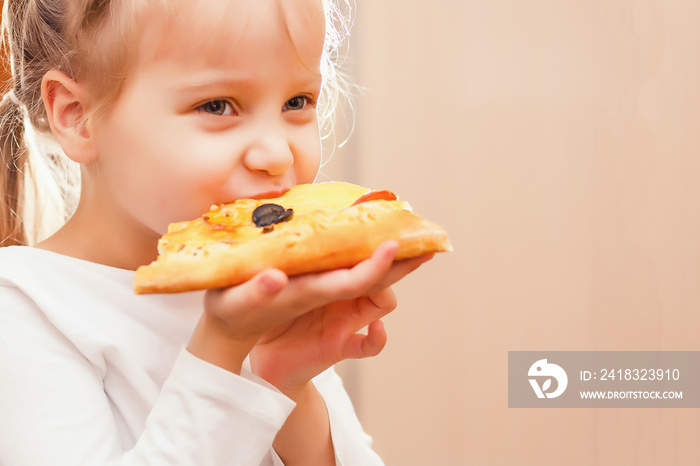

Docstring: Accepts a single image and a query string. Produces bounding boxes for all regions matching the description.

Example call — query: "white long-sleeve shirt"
[0,246,384,465]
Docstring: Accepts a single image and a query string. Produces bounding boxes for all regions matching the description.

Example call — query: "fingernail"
[259,271,286,294]
[384,240,399,256]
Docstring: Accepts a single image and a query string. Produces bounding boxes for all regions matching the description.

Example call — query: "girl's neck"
[36,196,160,271]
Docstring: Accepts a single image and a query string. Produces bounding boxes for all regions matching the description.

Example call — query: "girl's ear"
[41,70,98,164]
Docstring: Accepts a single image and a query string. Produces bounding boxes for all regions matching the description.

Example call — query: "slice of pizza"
[134,181,452,294]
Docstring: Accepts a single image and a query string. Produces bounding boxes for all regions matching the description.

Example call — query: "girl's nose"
[242,122,294,177]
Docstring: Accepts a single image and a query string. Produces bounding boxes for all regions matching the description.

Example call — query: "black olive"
[252,203,294,228]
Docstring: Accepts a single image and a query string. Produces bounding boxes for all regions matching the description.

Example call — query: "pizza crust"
[134,183,451,294]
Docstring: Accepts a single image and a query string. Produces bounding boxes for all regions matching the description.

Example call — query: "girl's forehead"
[140,0,326,71]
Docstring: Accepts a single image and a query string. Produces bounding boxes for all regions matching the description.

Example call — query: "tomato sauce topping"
[351,190,398,206]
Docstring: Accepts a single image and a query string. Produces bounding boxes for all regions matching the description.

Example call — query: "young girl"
[0,0,433,465]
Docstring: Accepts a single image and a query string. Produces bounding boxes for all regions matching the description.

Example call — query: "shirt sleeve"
[313,368,386,466]
[0,288,295,466]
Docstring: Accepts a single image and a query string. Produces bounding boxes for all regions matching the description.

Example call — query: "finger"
[343,320,387,359]
[334,289,396,334]
[347,239,400,282]
[364,320,387,356]
[293,240,399,301]
[367,288,397,315]
[363,253,434,296]
[324,239,400,297]
[205,268,289,317]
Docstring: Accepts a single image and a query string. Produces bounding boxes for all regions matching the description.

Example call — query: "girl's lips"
[217,188,291,206]
[249,188,291,200]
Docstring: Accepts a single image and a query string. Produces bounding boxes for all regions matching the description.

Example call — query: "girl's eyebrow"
[169,75,254,93]
[169,73,323,94]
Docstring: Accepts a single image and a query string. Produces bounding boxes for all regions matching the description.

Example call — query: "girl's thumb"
[256,269,288,295]
[205,268,288,312]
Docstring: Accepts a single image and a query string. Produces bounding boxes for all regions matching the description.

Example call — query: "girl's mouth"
[249,188,291,200]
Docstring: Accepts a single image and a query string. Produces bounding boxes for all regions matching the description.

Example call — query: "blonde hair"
[0,0,354,246]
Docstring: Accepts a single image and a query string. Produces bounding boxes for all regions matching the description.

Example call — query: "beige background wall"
[322,1,700,465]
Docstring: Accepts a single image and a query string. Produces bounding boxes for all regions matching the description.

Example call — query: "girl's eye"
[198,100,234,116]
[283,96,313,111]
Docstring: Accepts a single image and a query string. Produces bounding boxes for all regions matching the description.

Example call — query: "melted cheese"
[158,182,405,254]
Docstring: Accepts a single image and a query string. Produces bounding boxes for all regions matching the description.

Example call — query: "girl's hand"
[187,241,432,466]
[187,241,432,385]
[248,241,432,393]
[250,288,398,394]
